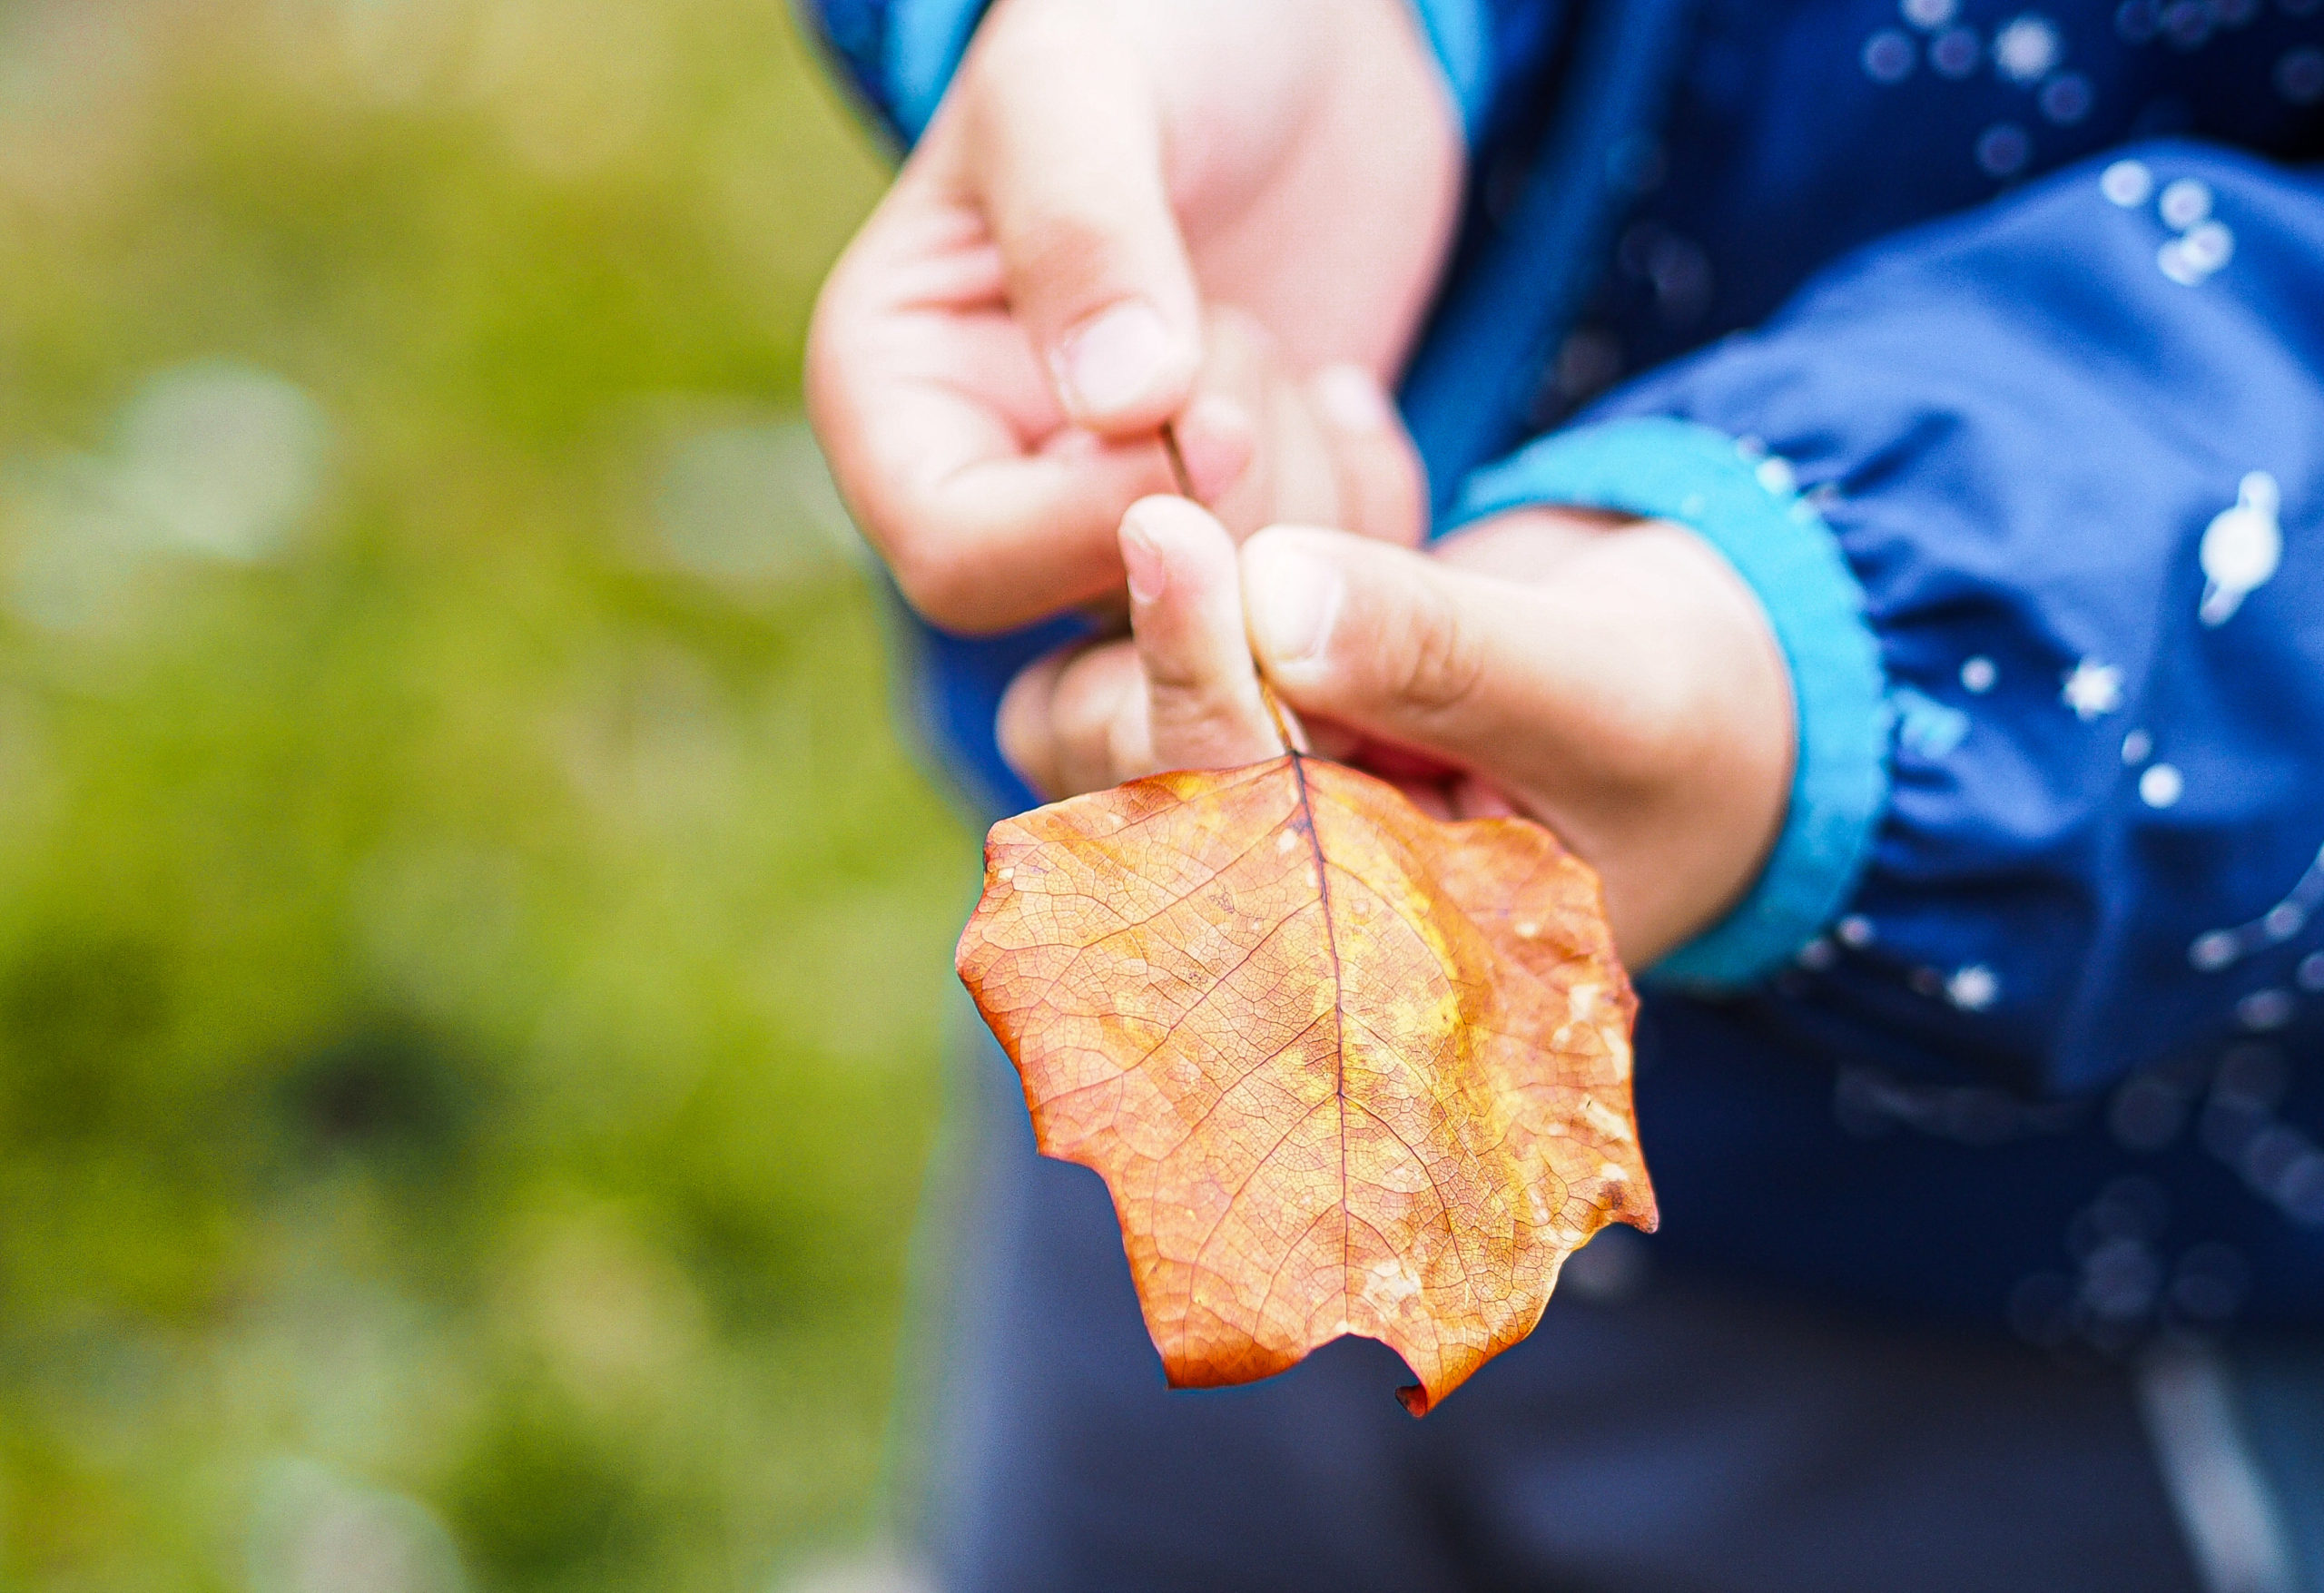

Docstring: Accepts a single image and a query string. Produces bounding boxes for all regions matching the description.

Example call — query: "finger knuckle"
[1010,205,1119,300]
[1140,638,1208,695]
[1051,650,1135,745]
[1394,585,1485,718]
[1145,684,1237,754]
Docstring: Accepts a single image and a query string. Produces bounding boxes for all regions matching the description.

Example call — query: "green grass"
[0,3,970,1586]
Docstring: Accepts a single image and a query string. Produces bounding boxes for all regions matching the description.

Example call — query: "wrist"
[1434,512,1794,967]
[1447,419,1891,988]
[1602,521,1797,962]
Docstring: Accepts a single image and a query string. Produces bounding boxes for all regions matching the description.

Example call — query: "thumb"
[1238,527,1652,782]
[954,7,1201,434]
[1122,497,1283,772]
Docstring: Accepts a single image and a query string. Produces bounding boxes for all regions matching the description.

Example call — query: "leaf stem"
[1159,421,1196,500]
[1258,680,1305,758]
[1160,420,1306,761]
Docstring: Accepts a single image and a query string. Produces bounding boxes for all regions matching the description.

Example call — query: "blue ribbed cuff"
[887,0,988,140]
[1448,418,1892,989]
[883,0,1488,147]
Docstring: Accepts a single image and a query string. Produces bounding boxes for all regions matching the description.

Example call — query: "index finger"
[807,173,1177,633]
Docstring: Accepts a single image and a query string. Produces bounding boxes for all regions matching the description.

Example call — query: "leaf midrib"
[1286,751,1352,1323]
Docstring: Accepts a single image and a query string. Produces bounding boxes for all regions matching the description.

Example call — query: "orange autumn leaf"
[956,751,1656,1416]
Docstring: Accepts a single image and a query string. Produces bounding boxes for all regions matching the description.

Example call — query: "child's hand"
[1000,499,1797,968]
[805,0,1460,633]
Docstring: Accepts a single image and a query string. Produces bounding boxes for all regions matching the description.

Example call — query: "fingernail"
[1056,300,1173,418]
[1246,543,1341,672]
[1312,363,1394,433]
[1119,512,1167,605]
[1173,394,1255,500]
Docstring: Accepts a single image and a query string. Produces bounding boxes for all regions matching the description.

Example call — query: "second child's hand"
[1005,493,1798,970]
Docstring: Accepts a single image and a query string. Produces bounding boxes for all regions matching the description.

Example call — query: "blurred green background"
[0,1,974,1586]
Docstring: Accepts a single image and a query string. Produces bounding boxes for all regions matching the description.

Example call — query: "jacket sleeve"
[1448,140,2324,1096]
[788,0,986,145]
[790,0,1566,148]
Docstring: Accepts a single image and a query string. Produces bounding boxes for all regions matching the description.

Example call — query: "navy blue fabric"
[800,0,2324,1351]
[2236,1343,2324,1588]
[1409,0,1577,143]
[1401,0,1705,503]
[1590,143,2324,1080]
[924,1028,2201,1593]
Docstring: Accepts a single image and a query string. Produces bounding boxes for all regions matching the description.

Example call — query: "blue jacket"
[804,0,2324,1348]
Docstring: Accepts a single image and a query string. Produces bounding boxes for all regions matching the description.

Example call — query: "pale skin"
[806,0,1795,967]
